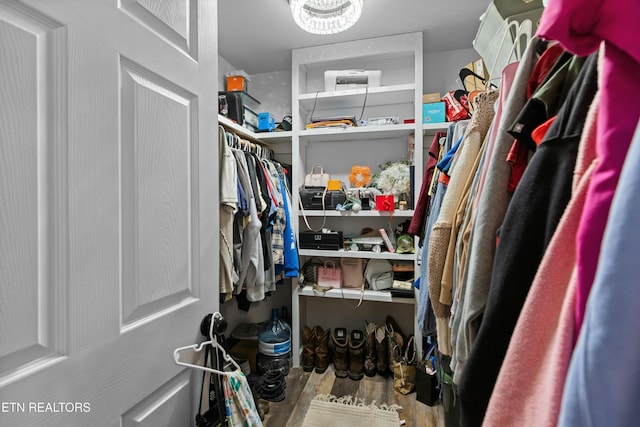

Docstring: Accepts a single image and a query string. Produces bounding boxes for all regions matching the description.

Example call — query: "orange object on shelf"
[226,76,247,92]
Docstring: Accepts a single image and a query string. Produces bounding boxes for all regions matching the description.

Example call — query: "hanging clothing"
[536,0,640,334]
[482,86,600,427]
[418,120,462,342]
[233,150,266,302]
[457,52,598,427]
[428,91,498,355]
[408,131,446,242]
[220,126,239,297]
[558,119,640,427]
[276,164,299,278]
[450,39,538,381]
[223,371,263,427]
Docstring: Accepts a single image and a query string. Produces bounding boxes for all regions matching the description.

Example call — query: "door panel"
[0,0,67,380]
[0,0,218,425]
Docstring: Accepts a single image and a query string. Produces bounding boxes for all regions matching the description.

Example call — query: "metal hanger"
[173,312,241,376]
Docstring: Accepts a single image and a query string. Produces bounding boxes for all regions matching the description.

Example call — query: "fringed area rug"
[301,394,401,427]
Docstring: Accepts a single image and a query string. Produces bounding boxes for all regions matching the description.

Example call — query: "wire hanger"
[173,312,241,376]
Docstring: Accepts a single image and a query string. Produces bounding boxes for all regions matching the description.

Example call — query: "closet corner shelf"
[298,83,415,111]
[298,249,415,261]
[297,285,415,305]
[299,210,414,217]
[257,131,292,143]
[423,122,449,133]
[218,115,271,146]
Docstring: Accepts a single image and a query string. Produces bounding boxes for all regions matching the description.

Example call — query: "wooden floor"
[262,365,444,427]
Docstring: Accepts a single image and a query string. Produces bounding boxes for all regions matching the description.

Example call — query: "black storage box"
[218,91,260,130]
[300,189,347,210]
[299,231,343,250]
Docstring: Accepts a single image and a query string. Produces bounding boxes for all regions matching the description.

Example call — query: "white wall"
[423,47,480,95]
[219,55,292,123]
[248,70,292,122]
[218,54,236,91]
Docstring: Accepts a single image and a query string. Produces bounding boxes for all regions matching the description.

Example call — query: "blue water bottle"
[257,308,291,375]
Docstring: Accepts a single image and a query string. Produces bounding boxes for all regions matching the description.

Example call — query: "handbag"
[317,260,341,289]
[416,343,439,406]
[304,165,330,188]
[393,335,417,395]
[364,259,394,290]
[340,258,366,289]
[195,345,226,427]
[299,257,325,286]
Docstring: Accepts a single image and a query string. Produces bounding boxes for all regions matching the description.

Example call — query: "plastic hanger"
[173,312,241,376]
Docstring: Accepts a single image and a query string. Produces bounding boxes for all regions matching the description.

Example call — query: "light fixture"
[290,0,363,35]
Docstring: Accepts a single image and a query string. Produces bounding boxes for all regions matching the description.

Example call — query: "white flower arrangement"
[374,161,410,196]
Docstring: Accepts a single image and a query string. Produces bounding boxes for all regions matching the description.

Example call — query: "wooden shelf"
[297,285,415,305]
[298,249,415,261]
[298,84,416,111]
[298,210,414,217]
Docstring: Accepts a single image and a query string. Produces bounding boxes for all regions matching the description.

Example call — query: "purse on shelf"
[299,258,325,287]
[340,258,366,289]
[317,260,341,289]
[304,165,330,189]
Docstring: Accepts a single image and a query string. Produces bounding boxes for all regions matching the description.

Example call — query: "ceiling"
[217,0,490,75]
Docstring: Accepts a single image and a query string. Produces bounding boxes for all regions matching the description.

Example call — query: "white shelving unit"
[289,32,447,367]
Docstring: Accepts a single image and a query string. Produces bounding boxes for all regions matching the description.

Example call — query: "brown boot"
[348,329,365,381]
[386,316,405,373]
[364,321,377,377]
[302,325,316,372]
[314,326,330,374]
[331,327,349,378]
[375,325,388,375]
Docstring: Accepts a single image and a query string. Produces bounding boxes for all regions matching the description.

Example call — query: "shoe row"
[302,315,411,381]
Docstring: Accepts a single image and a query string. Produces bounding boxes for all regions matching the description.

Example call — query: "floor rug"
[301,394,401,427]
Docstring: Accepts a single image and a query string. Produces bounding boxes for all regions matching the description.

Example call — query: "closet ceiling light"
[290,0,363,35]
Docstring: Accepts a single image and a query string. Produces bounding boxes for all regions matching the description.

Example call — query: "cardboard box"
[422,92,441,104]
[461,59,488,91]
[422,102,446,124]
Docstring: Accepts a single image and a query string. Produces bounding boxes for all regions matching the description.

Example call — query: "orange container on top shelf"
[225,69,251,92]
[226,75,247,92]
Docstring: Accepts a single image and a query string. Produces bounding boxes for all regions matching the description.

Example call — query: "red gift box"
[376,195,395,212]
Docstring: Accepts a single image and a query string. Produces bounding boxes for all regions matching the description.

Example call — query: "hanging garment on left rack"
[220,126,239,297]
[275,163,299,278]
[233,149,265,302]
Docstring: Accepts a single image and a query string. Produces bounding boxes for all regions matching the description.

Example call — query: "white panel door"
[0,0,219,425]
